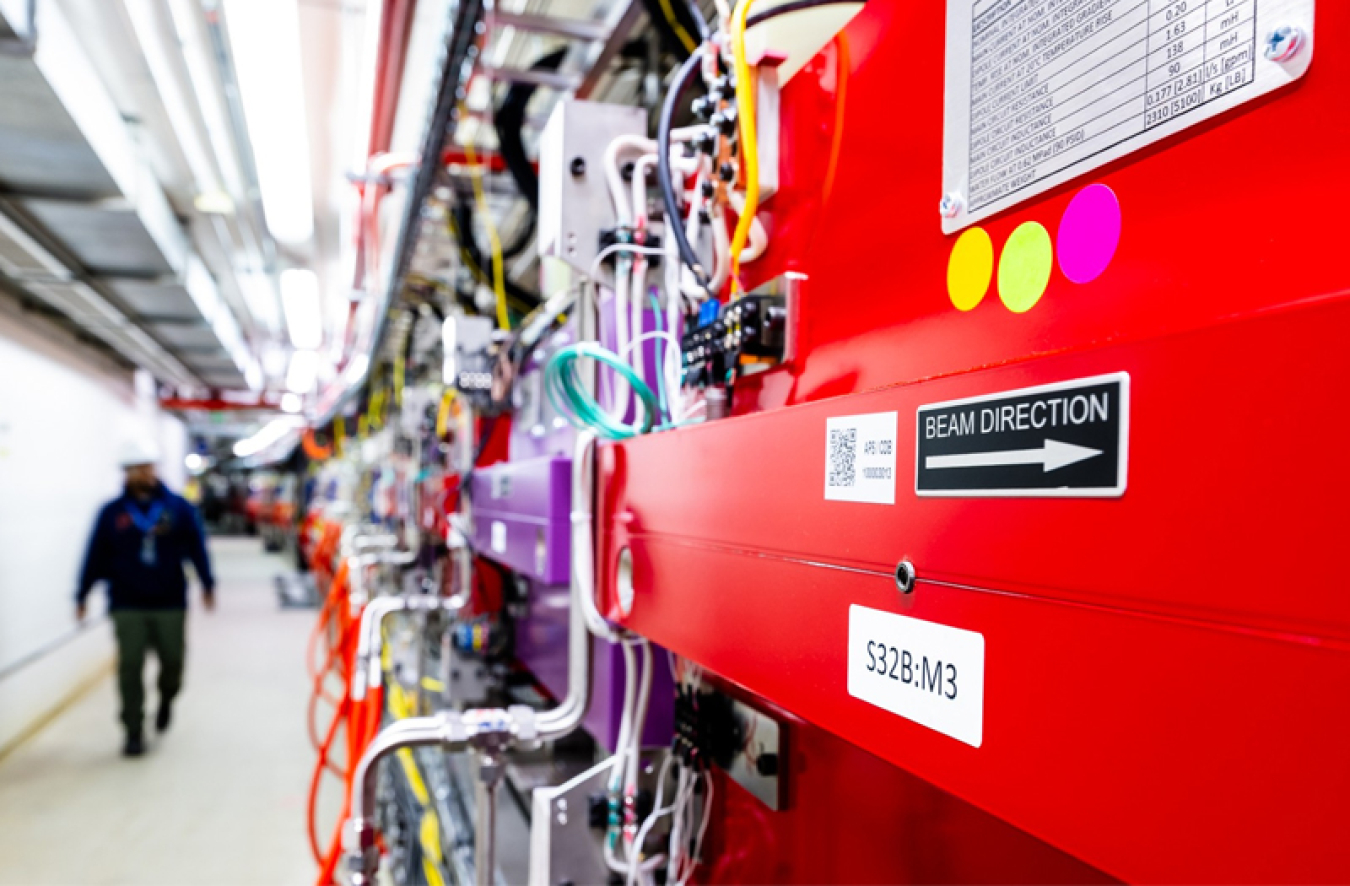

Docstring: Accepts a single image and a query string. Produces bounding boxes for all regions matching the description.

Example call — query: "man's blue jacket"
[77,482,215,610]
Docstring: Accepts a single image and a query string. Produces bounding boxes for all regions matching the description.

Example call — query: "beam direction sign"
[915,373,1129,498]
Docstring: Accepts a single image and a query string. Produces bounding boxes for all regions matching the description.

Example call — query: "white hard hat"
[118,438,160,468]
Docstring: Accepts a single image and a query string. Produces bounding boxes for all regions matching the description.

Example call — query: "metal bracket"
[483,65,583,91]
[488,11,610,42]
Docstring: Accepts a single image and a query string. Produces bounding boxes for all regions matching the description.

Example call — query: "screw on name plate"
[1264,26,1306,63]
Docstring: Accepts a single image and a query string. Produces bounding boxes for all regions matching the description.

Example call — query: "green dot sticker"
[998,222,1053,313]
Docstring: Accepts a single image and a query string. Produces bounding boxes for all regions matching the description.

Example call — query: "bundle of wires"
[597,646,713,886]
[544,341,662,439]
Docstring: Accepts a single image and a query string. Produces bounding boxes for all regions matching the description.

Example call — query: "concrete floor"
[0,538,326,885]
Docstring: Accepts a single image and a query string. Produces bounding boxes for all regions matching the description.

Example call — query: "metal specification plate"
[915,373,1129,497]
[941,0,1315,233]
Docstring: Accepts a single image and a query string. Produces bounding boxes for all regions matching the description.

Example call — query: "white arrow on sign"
[925,439,1103,473]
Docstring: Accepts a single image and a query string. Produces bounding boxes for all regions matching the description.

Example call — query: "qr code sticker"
[828,428,857,487]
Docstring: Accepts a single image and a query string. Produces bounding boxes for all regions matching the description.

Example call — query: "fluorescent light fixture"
[223,0,315,245]
[185,453,204,471]
[193,191,235,215]
[281,269,323,349]
[238,271,282,334]
[286,348,320,394]
[280,392,303,414]
[167,0,247,201]
[123,0,224,199]
[233,417,305,458]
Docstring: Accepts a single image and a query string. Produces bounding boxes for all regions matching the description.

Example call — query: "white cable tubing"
[603,129,709,228]
[621,331,683,418]
[610,639,638,793]
[680,772,716,886]
[627,640,653,818]
[666,766,693,885]
[663,220,685,403]
[613,252,634,424]
[626,754,678,886]
[572,431,621,643]
[679,165,706,299]
[631,152,660,386]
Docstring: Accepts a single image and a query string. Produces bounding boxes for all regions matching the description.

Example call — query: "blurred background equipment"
[0,0,1346,884]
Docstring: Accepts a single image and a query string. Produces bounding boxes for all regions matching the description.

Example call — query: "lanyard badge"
[126,501,165,566]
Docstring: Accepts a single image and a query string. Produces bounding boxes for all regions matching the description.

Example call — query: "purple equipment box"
[471,455,571,585]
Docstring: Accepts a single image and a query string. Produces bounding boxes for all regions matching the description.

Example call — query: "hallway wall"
[0,300,189,753]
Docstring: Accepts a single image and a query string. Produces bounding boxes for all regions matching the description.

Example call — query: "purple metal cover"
[515,581,674,752]
[471,456,571,585]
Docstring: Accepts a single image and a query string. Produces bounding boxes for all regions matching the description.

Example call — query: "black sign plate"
[915,373,1129,497]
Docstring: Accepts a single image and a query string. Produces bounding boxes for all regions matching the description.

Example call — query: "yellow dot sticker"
[998,222,1053,313]
[947,227,994,311]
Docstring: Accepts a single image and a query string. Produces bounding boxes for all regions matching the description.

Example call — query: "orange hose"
[307,693,350,864]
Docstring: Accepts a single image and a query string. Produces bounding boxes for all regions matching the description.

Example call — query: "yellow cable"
[333,418,345,457]
[420,813,447,886]
[444,209,534,316]
[393,353,405,407]
[659,0,698,53]
[371,386,386,430]
[729,0,760,293]
[379,626,448,885]
[435,389,455,440]
[460,123,510,330]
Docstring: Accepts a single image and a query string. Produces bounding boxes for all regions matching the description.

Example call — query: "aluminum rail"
[489,11,610,42]
[0,616,106,684]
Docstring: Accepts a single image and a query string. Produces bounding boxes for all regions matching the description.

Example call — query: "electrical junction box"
[537,100,647,275]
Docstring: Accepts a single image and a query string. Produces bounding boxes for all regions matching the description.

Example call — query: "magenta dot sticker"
[1057,184,1121,284]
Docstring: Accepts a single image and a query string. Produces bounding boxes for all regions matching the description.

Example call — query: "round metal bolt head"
[940,193,964,219]
[1264,26,1306,62]
[894,559,917,594]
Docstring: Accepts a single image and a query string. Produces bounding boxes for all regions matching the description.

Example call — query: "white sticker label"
[847,605,985,747]
[824,412,898,504]
[490,520,507,554]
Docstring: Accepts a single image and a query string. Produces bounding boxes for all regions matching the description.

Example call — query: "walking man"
[76,440,215,756]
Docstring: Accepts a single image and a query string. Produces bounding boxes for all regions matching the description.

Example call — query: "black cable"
[494,48,568,259]
[658,49,715,296]
[639,0,697,59]
[745,0,864,28]
[448,199,542,314]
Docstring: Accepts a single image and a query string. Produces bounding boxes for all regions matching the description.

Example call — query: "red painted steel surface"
[596,1,1350,882]
[705,706,1113,885]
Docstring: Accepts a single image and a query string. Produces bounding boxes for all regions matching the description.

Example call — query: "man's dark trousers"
[112,609,186,735]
